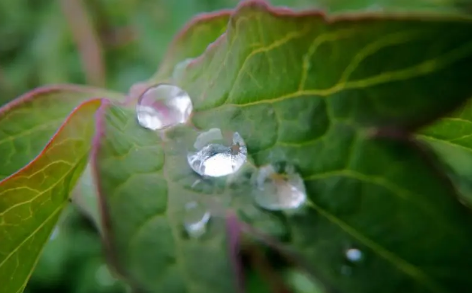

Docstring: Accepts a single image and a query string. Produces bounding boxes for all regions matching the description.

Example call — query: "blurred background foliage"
[0,0,468,105]
[0,0,470,293]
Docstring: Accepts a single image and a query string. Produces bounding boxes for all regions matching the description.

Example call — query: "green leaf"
[176,2,472,292]
[94,103,237,293]
[0,84,124,180]
[0,85,125,269]
[418,101,472,204]
[151,11,231,83]
[0,99,102,293]
[95,1,472,293]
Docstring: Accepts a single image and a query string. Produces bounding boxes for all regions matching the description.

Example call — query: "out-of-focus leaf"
[419,101,472,204]
[28,206,124,293]
[93,103,237,293]
[73,257,125,293]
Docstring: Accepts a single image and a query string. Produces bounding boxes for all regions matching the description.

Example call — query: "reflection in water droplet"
[187,128,247,177]
[254,164,306,211]
[136,84,193,130]
[345,248,362,262]
[184,201,211,238]
[367,4,383,11]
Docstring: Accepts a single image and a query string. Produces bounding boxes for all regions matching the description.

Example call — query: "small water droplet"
[345,248,363,262]
[136,84,193,130]
[187,128,247,177]
[254,164,306,211]
[184,201,211,238]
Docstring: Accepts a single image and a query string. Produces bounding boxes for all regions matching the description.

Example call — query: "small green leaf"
[419,101,472,204]
[0,99,102,293]
[151,11,231,82]
[0,84,124,180]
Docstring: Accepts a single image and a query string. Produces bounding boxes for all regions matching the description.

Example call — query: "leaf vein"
[0,204,63,269]
[307,199,446,293]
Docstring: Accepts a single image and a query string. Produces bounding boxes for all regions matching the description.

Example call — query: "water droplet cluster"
[135,84,307,238]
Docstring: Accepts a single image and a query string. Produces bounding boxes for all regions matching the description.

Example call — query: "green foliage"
[0,85,124,293]
[2,1,472,293]
[419,102,472,205]
[28,206,126,293]
[0,98,101,293]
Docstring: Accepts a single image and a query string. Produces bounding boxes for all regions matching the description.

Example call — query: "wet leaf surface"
[95,1,472,292]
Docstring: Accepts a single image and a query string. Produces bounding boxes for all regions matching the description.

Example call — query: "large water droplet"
[184,201,211,238]
[136,84,192,130]
[187,128,247,177]
[345,248,363,262]
[254,164,306,211]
